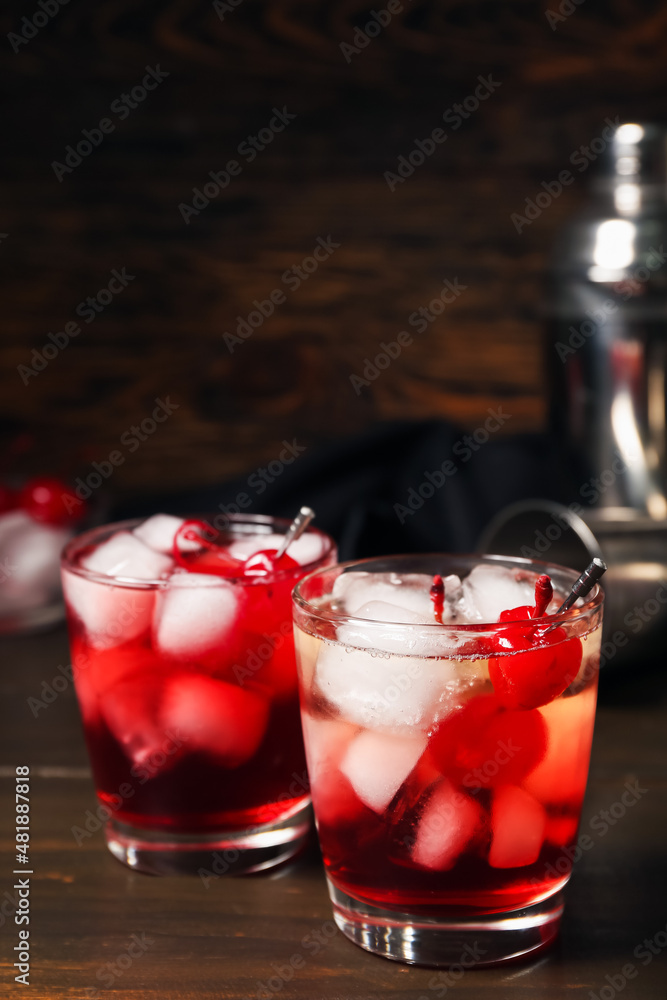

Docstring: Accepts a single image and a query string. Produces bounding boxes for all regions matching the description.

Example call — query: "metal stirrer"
[275,506,315,560]
[543,557,607,633]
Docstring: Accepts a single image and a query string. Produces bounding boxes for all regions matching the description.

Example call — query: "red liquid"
[300,644,599,917]
[64,531,330,834]
[317,795,584,915]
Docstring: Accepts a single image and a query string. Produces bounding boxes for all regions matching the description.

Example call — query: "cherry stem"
[172,519,218,568]
[430,574,445,624]
[532,575,553,619]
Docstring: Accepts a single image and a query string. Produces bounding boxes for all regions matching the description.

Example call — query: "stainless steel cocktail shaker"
[548,122,667,518]
[481,124,667,654]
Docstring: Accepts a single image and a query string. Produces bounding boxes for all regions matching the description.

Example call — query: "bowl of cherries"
[0,477,88,633]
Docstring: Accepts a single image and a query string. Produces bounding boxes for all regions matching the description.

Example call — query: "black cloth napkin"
[116,420,569,560]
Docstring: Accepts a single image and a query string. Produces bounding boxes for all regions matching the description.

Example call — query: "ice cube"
[62,570,155,650]
[0,511,70,612]
[314,641,452,731]
[160,674,269,767]
[300,713,364,827]
[83,530,173,580]
[301,713,357,786]
[412,779,483,870]
[346,600,432,624]
[247,633,298,700]
[227,532,326,567]
[332,571,434,618]
[458,564,536,624]
[442,574,463,621]
[102,672,174,769]
[153,573,241,660]
[337,600,437,656]
[545,814,579,847]
[339,730,427,813]
[71,658,100,727]
[488,785,546,869]
[336,608,461,658]
[133,513,199,554]
[227,533,282,562]
[70,633,157,729]
[88,643,159,695]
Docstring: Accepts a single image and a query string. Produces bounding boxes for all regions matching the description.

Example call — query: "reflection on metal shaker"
[548,121,667,518]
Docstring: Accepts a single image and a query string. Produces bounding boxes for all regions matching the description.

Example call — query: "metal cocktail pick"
[543,557,607,632]
[554,557,607,613]
[275,506,315,560]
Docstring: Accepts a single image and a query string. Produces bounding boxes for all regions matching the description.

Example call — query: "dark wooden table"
[1,626,665,999]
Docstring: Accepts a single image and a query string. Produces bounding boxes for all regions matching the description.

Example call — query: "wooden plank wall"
[2,0,666,494]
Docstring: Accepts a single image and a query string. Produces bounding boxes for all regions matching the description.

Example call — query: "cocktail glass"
[292,554,603,965]
[61,513,336,875]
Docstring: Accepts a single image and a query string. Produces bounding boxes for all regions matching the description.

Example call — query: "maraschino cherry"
[172,510,309,578]
[172,520,242,576]
[244,506,314,576]
[17,476,86,526]
[489,574,583,711]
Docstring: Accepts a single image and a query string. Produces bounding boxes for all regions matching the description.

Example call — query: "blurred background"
[2,1,667,567]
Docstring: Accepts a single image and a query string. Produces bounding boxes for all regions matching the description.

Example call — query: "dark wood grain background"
[2,0,667,495]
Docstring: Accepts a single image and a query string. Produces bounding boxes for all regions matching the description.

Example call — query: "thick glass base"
[105,803,312,876]
[327,878,563,967]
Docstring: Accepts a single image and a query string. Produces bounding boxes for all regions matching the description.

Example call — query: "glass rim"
[61,513,336,588]
[292,552,604,631]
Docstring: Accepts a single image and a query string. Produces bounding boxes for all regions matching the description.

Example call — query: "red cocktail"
[292,555,603,965]
[62,513,336,874]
